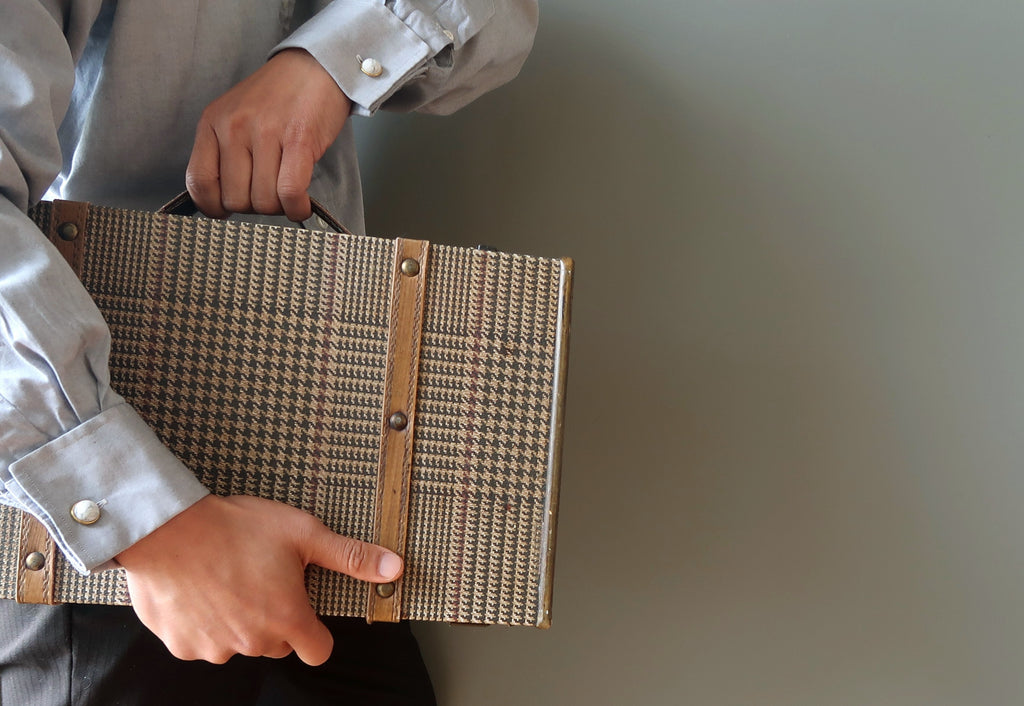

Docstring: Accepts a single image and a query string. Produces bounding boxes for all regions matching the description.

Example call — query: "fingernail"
[378,552,402,580]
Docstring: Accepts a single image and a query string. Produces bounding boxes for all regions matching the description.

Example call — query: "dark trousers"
[0,602,435,705]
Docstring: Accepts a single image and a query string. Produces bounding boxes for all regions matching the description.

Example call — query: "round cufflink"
[70,499,102,525]
[358,56,383,78]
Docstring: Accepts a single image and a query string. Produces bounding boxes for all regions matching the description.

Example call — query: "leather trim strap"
[366,238,430,623]
[17,513,56,604]
[16,199,90,604]
[49,199,90,276]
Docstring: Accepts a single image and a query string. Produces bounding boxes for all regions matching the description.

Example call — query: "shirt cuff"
[6,403,209,574]
[273,0,448,115]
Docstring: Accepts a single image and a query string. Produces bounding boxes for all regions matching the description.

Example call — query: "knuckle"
[292,513,319,545]
[234,636,263,658]
[204,649,234,665]
[199,103,221,125]
[281,120,313,148]
[340,540,370,576]
[277,180,306,201]
[221,195,250,213]
[276,604,311,634]
[165,638,198,662]
[222,111,253,138]
[268,645,294,660]
[277,174,311,221]
[194,112,216,136]
[250,194,282,215]
[254,120,281,145]
[185,170,217,193]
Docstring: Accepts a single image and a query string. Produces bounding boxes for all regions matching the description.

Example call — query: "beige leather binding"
[48,199,89,276]
[16,199,90,604]
[366,238,430,623]
[17,512,57,604]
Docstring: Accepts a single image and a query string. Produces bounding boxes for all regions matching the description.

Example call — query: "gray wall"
[355,2,1024,704]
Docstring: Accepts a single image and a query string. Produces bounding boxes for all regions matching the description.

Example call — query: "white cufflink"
[70,499,105,525]
[357,56,383,78]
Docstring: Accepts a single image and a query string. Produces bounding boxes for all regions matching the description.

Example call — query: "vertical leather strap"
[16,199,89,605]
[47,199,90,276]
[366,238,429,623]
[17,512,56,604]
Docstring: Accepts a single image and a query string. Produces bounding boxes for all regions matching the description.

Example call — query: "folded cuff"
[7,404,209,573]
[273,0,440,115]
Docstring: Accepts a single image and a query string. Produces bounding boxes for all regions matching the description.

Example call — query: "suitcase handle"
[158,191,353,235]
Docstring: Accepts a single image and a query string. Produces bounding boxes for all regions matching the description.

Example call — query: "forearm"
[0,196,210,576]
[1,0,208,574]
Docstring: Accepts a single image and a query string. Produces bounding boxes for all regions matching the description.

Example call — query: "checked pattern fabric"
[0,202,571,626]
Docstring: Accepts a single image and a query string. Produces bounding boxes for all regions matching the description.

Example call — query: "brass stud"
[375,582,396,598]
[400,258,420,277]
[24,552,45,572]
[57,222,79,241]
[388,411,408,431]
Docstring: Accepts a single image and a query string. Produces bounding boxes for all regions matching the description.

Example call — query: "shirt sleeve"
[274,0,539,116]
[0,0,208,575]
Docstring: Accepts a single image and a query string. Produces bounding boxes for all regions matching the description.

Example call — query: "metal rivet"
[400,258,420,277]
[57,222,79,241]
[388,411,408,431]
[24,552,45,572]
[375,582,396,598]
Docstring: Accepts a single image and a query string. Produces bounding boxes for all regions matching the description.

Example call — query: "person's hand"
[185,48,352,221]
[115,495,401,665]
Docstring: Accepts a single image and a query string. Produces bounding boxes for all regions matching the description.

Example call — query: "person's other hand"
[185,48,351,221]
[116,495,401,665]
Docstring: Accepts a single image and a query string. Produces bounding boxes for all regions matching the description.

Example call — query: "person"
[0,1,538,703]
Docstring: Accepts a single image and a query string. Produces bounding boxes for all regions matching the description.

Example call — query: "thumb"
[305,526,404,584]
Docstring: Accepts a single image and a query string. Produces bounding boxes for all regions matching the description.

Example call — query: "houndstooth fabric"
[0,203,570,626]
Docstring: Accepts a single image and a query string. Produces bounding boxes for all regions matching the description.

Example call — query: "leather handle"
[158,191,354,235]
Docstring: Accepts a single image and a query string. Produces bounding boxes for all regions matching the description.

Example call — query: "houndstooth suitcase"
[0,196,572,627]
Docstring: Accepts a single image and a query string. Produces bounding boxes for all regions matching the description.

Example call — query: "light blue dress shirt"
[0,0,537,574]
